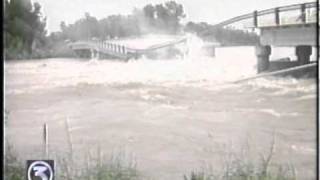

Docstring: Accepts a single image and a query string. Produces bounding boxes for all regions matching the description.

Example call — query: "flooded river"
[5,46,317,179]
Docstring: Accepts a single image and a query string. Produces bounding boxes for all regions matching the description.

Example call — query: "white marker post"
[65,117,74,158]
[43,123,49,158]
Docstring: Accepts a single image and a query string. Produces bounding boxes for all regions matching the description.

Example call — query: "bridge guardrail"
[215,1,318,28]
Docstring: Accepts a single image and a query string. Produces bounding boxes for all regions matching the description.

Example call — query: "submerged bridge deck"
[69,36,187,60]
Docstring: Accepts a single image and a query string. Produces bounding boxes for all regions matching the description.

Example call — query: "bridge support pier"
[255,45,271,73]
[296,45,312,65]
[90,49,94,59]
[96,50,100,59]
[90,49,100,59]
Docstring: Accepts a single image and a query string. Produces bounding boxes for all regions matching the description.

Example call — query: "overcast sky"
[33,0,313,33]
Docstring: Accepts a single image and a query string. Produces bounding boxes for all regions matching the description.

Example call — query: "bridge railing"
[70,40,131,56]
[70,37,188,59]
[216,2,318,28]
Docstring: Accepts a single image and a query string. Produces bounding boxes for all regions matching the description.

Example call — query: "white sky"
[33,0,314,33]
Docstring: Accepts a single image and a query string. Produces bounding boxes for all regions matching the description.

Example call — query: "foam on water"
[4,34,315,95]
[246,76,316,95]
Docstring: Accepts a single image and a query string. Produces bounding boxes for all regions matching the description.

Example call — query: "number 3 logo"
[27,161,53,180]
[33,166,48,180]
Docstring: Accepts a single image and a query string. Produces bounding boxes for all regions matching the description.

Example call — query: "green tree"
[53,0,185,49]
[142,1,185,34]
[4,0,47,59]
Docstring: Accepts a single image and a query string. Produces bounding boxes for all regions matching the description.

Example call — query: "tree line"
[53,1,185,42]
[4,0,259,60]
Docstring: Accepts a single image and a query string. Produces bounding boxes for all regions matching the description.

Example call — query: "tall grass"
[183,137,296,180]
[4,143,140,180]
[4,136,296,180]
[55,147,140,180]
[4,144,24,180]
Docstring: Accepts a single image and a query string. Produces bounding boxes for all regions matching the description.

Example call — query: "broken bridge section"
[68,35,188,60]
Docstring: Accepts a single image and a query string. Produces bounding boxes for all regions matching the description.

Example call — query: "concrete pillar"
[295,45,312,65]
[111,44,114,51]
[123,46,127,54]
[90,49,94,59]
[96,49,100,59]
[211,47,215,57]
[134,52,139,60]
[122,46,125,54]
[255,45,271,73]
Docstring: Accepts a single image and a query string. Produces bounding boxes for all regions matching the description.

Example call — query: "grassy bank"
[5,138,296,180]
[183,138,296,180]
[4,144,140,180]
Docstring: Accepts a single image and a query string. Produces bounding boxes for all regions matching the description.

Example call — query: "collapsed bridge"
[68,35,188,60]
[68,1,318,76]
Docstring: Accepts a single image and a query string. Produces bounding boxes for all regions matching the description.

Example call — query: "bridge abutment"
[295,45,312,65]
[255,45,271,73]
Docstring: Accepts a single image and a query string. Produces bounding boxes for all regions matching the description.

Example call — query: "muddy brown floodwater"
[4,51,317,180]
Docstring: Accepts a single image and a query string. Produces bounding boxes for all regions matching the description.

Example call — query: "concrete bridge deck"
[213,1,318,74]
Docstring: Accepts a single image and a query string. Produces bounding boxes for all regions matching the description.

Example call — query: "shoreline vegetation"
[4,0,258,60]
[5,137,297,180]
